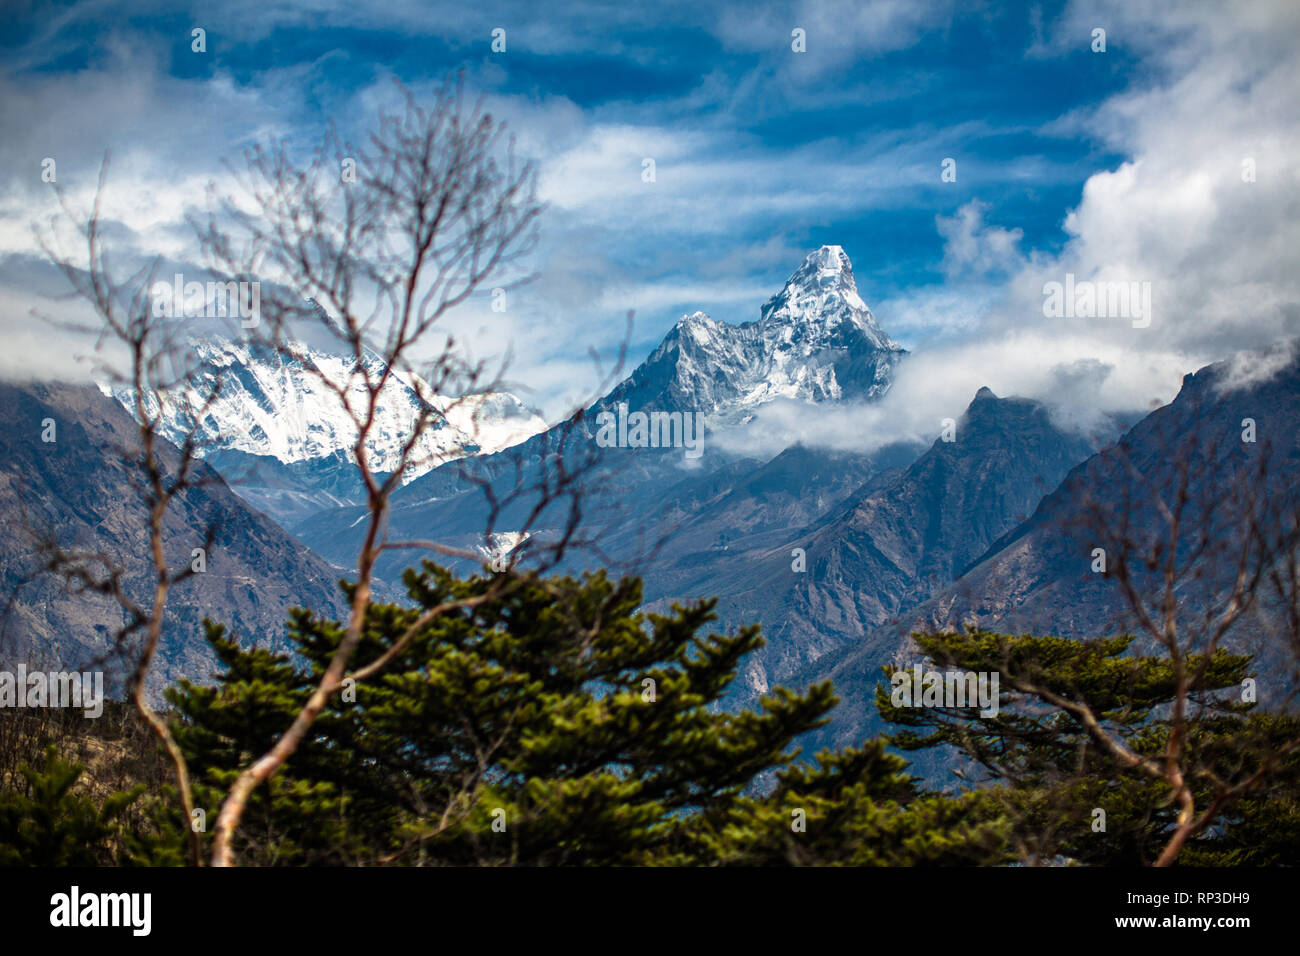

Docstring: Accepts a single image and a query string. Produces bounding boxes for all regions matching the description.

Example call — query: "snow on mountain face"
[297,246,907,578]
[758,244,896,350]
[601,245,905,426]
[101,337,547,482]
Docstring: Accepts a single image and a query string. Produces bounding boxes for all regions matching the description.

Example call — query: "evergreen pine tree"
[878,630,1300,865]
[164,564,1004,865]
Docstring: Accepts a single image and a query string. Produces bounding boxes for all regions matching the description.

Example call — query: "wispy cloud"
[0,0,1295,428]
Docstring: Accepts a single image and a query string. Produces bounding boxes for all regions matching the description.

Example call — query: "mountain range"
[0,380,347,694]
[638,386,1103,699]
[101,331,547,527]
[290,246,1119,704]
[293,245,914,581]
[5,245,1297,767]
[600,245,903,425]
[797,339,1300,754]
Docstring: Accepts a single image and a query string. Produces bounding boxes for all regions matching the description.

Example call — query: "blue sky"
[1,0,1297,432]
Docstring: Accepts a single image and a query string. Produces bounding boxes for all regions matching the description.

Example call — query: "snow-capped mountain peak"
[758,245,897,350]
[597,246,906,425]
[102,335,547,482]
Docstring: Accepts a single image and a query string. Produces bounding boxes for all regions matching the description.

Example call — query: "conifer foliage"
[164,565,1000,865]
[879,630,1300,866]
[0,746,144,866]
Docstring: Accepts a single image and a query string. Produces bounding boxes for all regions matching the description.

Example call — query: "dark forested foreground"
[3,565,1299,873]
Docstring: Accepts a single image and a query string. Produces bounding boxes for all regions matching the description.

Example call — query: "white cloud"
[937,200,1025,280]
[710,329,1193,460]
[2,0,1297,434]
[840,0,1300,441]
[716,0,957,66]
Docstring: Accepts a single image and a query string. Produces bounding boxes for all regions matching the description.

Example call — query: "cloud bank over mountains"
[0,0,1295,440]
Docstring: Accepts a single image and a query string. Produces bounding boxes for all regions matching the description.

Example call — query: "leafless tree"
[32,154,229,866]
[192,76,624,865]
[25,76,629,867]
[1015,382,1300,865]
